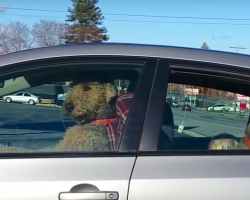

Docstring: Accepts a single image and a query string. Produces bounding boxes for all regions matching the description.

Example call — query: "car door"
[0,48,158,200]
[129,56,250,200]
[218,104,225,111]
[11,92,24,102]
[213,105,220,111]
[22,92,32,103]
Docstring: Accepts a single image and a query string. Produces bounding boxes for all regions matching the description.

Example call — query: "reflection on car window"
[24,93,31,97]
[0,70,138,153]
[158,83,249,151]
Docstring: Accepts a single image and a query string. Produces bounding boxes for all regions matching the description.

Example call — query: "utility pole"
[229,46,247,114]
[230,46,246,53]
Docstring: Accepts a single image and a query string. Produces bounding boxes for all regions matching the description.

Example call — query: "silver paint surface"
[0,43,250,69]
[129,156,250,200]
[0,157,135,200]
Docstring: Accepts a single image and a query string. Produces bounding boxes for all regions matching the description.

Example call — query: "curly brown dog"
[61,82,117,124]
[0,81,118,152]
[57,81,117,151]
[208,123,250,150]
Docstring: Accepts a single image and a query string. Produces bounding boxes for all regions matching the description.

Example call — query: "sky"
[0,0,250,54]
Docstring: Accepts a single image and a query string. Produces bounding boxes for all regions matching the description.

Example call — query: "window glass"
[158,83,249,151]
[15,93,23,96]
[0,69,139,153]
[24,93,31,97]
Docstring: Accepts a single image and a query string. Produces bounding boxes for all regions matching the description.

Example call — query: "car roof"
[0,43,250,69]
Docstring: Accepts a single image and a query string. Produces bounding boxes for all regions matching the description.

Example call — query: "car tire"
[28,99,35,105]
[5,97,12,103]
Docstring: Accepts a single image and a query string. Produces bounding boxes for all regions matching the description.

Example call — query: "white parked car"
[3,92,42,105]
[207,104,229,112]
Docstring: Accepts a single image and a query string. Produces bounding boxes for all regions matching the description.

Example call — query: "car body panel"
[0,156,135,200]
[0,47,158,200]
[1,43,250,69]
[129,155,250,200]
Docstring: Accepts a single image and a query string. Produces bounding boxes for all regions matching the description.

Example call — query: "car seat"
[106,92,133,150]
[106,91,174,151]
[157,101,175,150]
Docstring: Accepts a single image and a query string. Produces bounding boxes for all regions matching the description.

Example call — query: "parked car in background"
[3,92,42,105]
[172,101,179,108]
[182,104,191,111]
[166,97,173,106]
[207,104,229,112]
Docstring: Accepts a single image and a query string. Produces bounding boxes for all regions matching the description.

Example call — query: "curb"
[0,99,61,108]
[24,103,61,108]
[181,130,206,137]
[175,124,206,137]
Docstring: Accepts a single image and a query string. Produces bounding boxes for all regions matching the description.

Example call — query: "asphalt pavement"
[172,107,248,137]
[0,102,248,150]
[0,102,74,150]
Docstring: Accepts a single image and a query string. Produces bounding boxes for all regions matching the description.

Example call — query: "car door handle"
[59,184,119,200]
[59,191,119,200]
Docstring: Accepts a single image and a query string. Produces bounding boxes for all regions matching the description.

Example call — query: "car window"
[15,93,23,96]
[0,65,142,153]
[23,93,31,97]
[158,81,249,151]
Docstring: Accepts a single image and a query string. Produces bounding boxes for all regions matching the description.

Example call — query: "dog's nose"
[65,103,74,112]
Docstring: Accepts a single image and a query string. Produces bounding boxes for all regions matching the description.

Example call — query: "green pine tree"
[65,0,109,43]
[201,42,210,50]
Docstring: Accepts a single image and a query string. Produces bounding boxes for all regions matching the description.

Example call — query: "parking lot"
[0,100,248,150]
[172,107,247,137]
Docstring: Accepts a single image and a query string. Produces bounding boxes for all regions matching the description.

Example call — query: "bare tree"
[0,22,33,53]
[32,19,68,47]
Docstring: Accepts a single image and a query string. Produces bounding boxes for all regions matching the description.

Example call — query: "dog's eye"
[83,85,91,91]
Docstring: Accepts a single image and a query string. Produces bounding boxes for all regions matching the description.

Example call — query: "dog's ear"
[105,83,117,103]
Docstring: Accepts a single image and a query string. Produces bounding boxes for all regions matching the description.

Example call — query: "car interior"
[0,62,142,150]
[1,59,250,151]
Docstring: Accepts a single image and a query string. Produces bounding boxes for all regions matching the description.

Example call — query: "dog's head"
[62,82,117,123]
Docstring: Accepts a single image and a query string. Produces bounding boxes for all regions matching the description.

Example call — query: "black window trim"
[139,59,171,151]
[15,92,23,96]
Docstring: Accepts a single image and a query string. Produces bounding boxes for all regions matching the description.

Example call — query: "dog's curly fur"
[0,81,117,153]
[208,122,250,150]
[208,132,249,150]
[56,124,109,151]
[62,82,117,124]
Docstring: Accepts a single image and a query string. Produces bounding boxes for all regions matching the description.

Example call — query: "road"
[0,102,74,150]
[172,107,248,137]
[0,102,248,150]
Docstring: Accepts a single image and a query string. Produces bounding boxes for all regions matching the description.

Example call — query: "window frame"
[0,55,158,158]
[23,93,31,97]
[138,58,250,155]
[14,92,23,96]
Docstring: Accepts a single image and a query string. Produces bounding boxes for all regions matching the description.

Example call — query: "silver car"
[0,43,250,200]
[3,92,42,105]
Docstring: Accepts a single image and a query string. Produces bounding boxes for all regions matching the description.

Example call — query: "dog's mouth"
[72,113,95,125]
